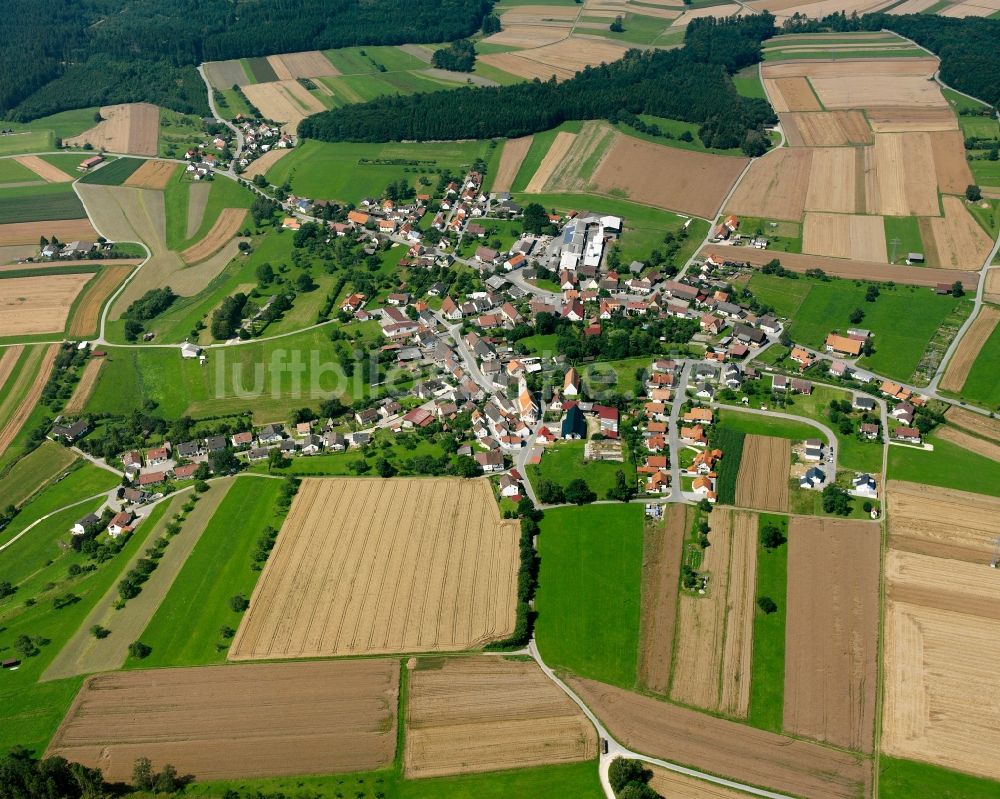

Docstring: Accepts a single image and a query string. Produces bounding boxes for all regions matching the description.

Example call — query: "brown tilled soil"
[929,130,975,194]
[886,480,1000,563]
[766,77,822,112]
[944,406,1000,443]
[63,359,103,415]
[180,208,246,264]
[124,160,179,190]
[0,345,57,458]
[928,195,993,269]
[492,136,533,193]
[46,660,398,781]
[569,677,872,799]
[14,155,73,182]
[525,131,577,193]
[726,148,812,221]
[0,219,97,246]
[698,244,980,290]
[204,59,253,90]
[637,504,686,694]
[229,477,519,660]
[939,305,999,392]
[244,148,291,179]
[592,136,748,219]
[763,57,938,81]
[985,268,1000,305]
[270,51,340,79]
[784,517,880,752]
[404,656,595,777]
[65,103,159,156]
[242,81,325,133]
[0,273,94,336]
[735,435,790,512]
[68,265,134,337]
[811,75,947,110]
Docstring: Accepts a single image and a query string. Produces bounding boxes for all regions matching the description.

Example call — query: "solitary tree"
[951,280,965,298]
[610,14,624,32]
[760,523,786,550]
[128,640,151,659]
[229,595,249,612]
[966,184,982,202]
[757,595,778,614]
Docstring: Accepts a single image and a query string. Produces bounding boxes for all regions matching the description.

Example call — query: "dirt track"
[637,504,685,694]
[784,517,880,752]
[405,656,595,777]
[46,660,398,781]
[229,477,519,660]
[569,677,872,799]
[699,244,980,290]
[735,435,790,512]
[939,306,999,392]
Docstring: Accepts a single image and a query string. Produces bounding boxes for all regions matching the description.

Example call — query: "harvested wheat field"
[867,133,940,217]
[764,57,938,81]
[592,136,747,219]
[242,81,325,133]
[0,219,97,246]
[945,405,1000,442]
[229,477,519,660]
[781,111,872,147]
[0,345,57,459]
[68,265,134,338]
[887,480,1000,562]
[481,38,628,81]
[569,678,871,799]
[180,208,246,264]
[785,517,879,752]
[543,122,618,194]
[14,155,73,182]
[649,767,756,799]
[405,657,595,778]
[501,5,580,24]
[638,504,686,694]
[484,25,571,49]
[810,75,947,111]
[492,136,533,193]
[522,37,628,74]
[0,273,94,336]
[0,346,22,393]
[719,511,759,719]
[124,159,178,190]
[478,52,570,81]
[803,212,888,262]
[804,148,862,213]
[63,359,103,415]
[929,130,975,194]
[883,538,1000,779]
[699,244,978,289]
[243,147,291,179]
[935,426,1000,463]
[525,132,577,193]
[765,77,822,113]
[939,305,1000,392]
[726,148,812,221]
[985,269,1000,305]
[926,195,993,269]
[65,103,159,156]
[47,660,398,781]
[735,435,790,512]
[266,51,339,80]
[866,106,958,133]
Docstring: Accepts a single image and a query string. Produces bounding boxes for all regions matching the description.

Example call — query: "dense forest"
[783,13,1000,109]
[0,0,492,120]
[301,15,779,151]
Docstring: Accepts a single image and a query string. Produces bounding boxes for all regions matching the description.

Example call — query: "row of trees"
[301,15,778,150]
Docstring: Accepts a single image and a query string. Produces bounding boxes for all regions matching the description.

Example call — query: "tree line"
[300,15,779,151]
[0,0,494,120]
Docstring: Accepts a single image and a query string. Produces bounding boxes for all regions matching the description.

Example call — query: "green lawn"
[266,138,496,202]
[614,115,745,157]
[0,108,98,156]
[322,45,427,75]
[0,159,38,184]
[732,66,766,100]
[527,440,635,498]
[535,504,643,687]
[747,273,967,383]
[737,216,802,253]
[715,408,817,441]
[970,158,1000,187]
[956,316,1000,408]
[582,13,672,46]
[888,430,1000,497]
[518,333,558,355]
[879,757,1000,799]
[748,513,788,733]
[883,216,924,264]
[0,441,77,510]
[965,198,1000,240]
[128,476,283,667]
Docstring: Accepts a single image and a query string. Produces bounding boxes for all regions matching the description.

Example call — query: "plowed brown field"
[124,159,178,189]
[592,136,748,219]
[726,148,812,221]
[763,57,938,80]
[242,81,325,133]
[14,155,73,182]
[68,265,134,337]
[46,660,398,781]
[405,657,595,777]
[784,517,879,752]
[811,75,946,110]
[929,130,975,194]
[65,103,159,156]
[735,435,790,512]
[0,219,97,246]
[0,273,94,336]
[266,51,339,80]
[64,359,103,415]
[944,406,1000,442]
[180,208,245,264]
[939,305,999,392]
[569,678,872,799]
[638,504,685,694]
[883,487,1000,780]
[926,195,993,269]
[720,511,758,719]
[244,147,291,179]
[766,77,822,112]
[0,344,57,458]
[493,136,533,193]
[699,244,979,290]
[985,269,1000,305]
[229,477,519,659]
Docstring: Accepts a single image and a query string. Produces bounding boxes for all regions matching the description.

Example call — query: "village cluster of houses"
[233,118,292,172]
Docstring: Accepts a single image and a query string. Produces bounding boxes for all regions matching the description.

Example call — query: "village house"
[825,334,863,357]
[860,422,880,440]
[71,513,101,536]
